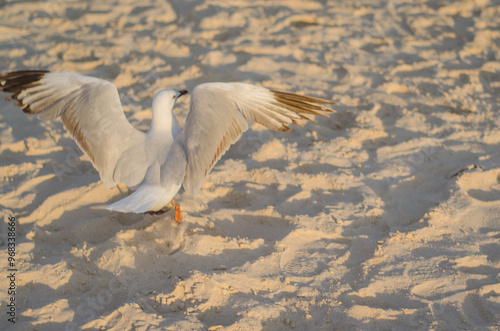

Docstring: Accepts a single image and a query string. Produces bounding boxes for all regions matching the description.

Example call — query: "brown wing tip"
[270,90,336,117]
[279,125,291,132]
[269,89,335,129]
[270,89,336,105]
[291,119,305,127]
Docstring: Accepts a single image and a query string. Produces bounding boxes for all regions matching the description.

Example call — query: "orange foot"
[175,205,181,223]
[172,198,181,224]
[145,200,181,223]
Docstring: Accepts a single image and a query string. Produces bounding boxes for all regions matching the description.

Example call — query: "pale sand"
[0,0,499,330]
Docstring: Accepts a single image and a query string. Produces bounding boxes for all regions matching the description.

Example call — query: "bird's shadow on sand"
[13,179,300,328]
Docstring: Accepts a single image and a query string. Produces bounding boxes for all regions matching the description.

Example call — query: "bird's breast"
[145,131,175,164]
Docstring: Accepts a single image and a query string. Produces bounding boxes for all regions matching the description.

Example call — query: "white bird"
[0,70,335,222]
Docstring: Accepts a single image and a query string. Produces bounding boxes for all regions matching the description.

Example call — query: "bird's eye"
[172,95,176,99]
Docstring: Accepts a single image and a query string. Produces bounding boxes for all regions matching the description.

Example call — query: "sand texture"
[1,0,500,330]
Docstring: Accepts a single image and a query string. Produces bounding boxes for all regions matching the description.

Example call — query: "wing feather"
[0,70,146,187]
[180,82,335,194]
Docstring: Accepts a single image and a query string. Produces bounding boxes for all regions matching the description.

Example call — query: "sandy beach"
[0,0,499,329]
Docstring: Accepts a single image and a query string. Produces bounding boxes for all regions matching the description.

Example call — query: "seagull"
[0,70,335,223]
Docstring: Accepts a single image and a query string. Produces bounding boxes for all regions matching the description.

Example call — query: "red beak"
[178,90,188,97]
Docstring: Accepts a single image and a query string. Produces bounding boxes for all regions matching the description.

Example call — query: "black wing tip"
[0,69,49,78]
[0,70,50,108]
[22,105,35,114]
[0,70,50,86]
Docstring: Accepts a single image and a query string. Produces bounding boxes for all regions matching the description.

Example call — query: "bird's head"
[152,89,189,112]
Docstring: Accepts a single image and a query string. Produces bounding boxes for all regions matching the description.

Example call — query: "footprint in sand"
[280,234,348,277]
[457,169,500,202]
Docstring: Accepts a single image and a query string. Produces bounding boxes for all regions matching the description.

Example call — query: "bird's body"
[0,70,335,221]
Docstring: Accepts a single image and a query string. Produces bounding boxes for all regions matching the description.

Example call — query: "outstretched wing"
[0,70,146,187]
[178,82,335,194]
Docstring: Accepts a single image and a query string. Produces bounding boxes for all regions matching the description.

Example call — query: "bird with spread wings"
[0,70,335,222]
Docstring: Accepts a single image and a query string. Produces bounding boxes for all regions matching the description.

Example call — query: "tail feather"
[106,184,172,213]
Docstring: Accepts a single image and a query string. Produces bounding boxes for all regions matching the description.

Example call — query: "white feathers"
[0,70,334,213]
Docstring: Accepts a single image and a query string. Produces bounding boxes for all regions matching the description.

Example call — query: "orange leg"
[171,198,181,224]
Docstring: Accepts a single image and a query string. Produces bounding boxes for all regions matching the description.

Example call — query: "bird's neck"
[148,101,180,137]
